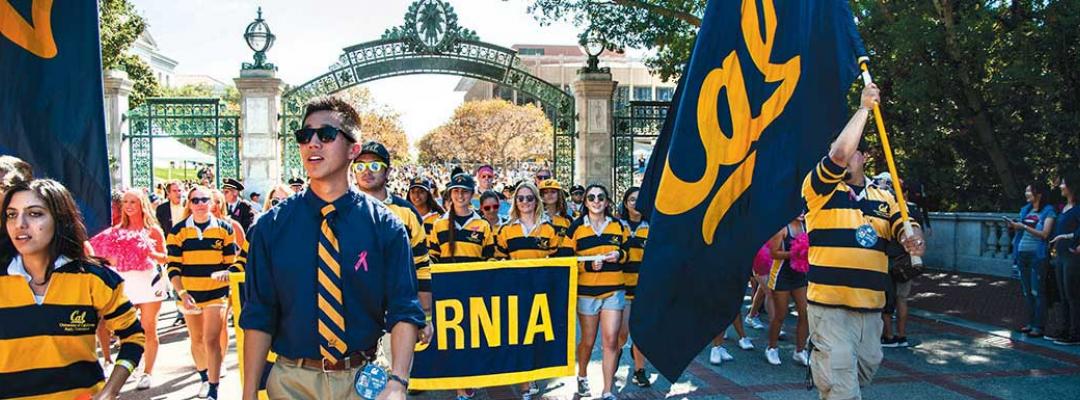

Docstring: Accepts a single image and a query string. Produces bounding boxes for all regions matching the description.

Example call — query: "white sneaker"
[136,374,152,390]
[793,349,810,366]
[738,337,754,350]
[765,347,782,365]
[526,381,539,395]
[744,315,765,330]
[197,381,210,398]
[709,346,723,365]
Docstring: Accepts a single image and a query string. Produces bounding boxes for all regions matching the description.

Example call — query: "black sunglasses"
[294,126,348,144]
[587,194,607,202]
[270,199,281,206]
[516,195,536,203]
[482,205,499,212]
[190,197,211,204]
[536,174,552,180]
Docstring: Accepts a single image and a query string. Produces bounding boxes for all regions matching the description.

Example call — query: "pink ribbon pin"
[354,251,369,272]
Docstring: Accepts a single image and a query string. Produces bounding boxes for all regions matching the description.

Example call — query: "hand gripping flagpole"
[858,56,923,267]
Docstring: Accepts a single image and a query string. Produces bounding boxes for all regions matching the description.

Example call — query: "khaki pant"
[266,357,363,399]
[376,333,393,368]
[808,304,883,400]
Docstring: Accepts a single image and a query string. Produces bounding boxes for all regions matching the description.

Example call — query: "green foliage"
[526,0,704,81]
[526,0,1079,211]
[99,0,160,109]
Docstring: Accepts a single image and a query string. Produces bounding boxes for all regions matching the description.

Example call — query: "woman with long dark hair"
[764,214,810,366]
[615,187,652,387]
[426,173,495,400]
[0,179,145,399]
[539,179,572,240]
[558,184,629,400]
[166,186,237,400]
[408,177,445,236]
[1050,173,1080,345]
[1008,181,1057,338]
[90,189,168,390]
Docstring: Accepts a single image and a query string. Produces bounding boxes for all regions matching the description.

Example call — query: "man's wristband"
[388,374,409,389]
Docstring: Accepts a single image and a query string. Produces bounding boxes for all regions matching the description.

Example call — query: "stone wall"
[924,212,1018,277]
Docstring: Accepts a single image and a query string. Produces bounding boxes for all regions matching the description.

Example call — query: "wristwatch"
[388,374,409,389]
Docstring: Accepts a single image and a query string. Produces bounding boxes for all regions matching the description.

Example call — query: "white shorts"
[116,266,168,305]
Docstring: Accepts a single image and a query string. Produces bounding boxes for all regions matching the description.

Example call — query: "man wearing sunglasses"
[352,141,434,369]
[240,96,426,400]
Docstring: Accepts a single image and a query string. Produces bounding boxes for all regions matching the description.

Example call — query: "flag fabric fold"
[1,1,112,234]
[632,0,867,381]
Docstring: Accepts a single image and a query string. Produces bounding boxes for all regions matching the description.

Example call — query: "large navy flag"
[1,1,111,233]
[632,0,866,380]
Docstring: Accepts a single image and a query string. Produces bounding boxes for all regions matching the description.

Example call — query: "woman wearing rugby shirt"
[0,179,144,400]
[557,184,630,400]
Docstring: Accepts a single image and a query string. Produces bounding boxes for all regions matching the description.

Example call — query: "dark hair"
[302,96,361,142]
[619,187,641,221]
[0,155,32,193]
[1062,173,1080,201]
[542,185,570,219]
[410,182,445,215]
[479,190,500,206]
[1029,181,1050,208]
[1,179,92,285]
[583,184,614,219]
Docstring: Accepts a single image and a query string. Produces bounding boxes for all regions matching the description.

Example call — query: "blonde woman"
[263,184,294,211]
[166,186,238,400]
[495,182,562,400]
[89,189,167,390]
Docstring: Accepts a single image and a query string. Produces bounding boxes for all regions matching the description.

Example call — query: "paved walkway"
[114,270,1080,399]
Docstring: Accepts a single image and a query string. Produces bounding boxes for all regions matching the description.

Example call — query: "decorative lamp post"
[580,27,608,74]
[243,7,276,70]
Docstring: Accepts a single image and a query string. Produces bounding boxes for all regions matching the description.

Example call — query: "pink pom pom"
[790,232,810,274]
[90,228,154,272]
[752,243,773,276]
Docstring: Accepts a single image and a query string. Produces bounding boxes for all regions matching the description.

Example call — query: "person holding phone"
[1008,182,1057,338]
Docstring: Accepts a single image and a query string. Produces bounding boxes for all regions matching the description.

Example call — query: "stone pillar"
[571,72,616,188]
[234,69,284,197]
[102,69,133,188]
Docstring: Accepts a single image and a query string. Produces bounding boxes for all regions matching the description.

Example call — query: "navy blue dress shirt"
[239,188,425,359]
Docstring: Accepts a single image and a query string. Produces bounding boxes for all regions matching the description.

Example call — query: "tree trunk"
[932,0,1020,202]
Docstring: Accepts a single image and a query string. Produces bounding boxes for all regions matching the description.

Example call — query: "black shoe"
[894,336,909,347]
[880,336,899,348]
[632,368,651,387]
[1054,336,1080,346]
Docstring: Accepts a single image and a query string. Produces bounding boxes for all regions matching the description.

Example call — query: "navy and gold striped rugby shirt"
[166,216,238,306]
[622,219,649,301]
[374,195,431,291]
[495,218,561,260]
[557,216,631,299]
[802,156,917,311]
[0,257,145,400]
[427,211,495,263]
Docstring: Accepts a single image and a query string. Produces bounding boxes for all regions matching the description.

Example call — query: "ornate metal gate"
[280,0,576,184]
[126,98,241,189]
[612,100,669,199]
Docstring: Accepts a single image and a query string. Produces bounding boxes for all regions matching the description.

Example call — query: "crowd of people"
[0,84,1077,400]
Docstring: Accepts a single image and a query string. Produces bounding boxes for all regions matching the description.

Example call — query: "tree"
[418,100,553,167]
[334,87,410,160]
[526,0,1080,211]
[99,0,160,108]
[526,0,705,81]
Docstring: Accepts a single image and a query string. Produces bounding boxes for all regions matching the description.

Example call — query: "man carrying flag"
[802,83,925,399]
[630,0,915,392]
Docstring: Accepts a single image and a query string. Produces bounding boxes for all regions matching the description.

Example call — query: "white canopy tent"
[151,137,215,168]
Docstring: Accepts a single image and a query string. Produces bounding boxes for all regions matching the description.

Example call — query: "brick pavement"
[113,269,1080,399]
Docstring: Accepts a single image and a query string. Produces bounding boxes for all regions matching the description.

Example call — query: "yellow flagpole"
[858,57,923,267]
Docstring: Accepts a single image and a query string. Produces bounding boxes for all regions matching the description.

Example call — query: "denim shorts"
[577,290,626,316]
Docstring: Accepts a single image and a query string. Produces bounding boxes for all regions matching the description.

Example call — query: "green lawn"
[153,167,201,182]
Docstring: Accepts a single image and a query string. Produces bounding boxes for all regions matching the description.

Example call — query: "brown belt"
[281,348,377,372]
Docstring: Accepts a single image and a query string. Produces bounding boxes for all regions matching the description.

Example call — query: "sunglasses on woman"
[587,193,607,203]
[294,126,346,144]
[516,195,536,203]
[190,197,211,204]
[482,205,499,212]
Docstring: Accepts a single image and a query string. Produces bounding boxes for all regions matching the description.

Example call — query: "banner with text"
[411,257,578,390]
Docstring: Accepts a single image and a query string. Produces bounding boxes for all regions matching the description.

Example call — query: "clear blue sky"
[130,0,587,146]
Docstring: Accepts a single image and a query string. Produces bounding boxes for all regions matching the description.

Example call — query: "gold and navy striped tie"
[317,204,347,363]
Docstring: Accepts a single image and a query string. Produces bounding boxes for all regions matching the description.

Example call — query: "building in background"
[130,31,179,87]
[455,44,675,115]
